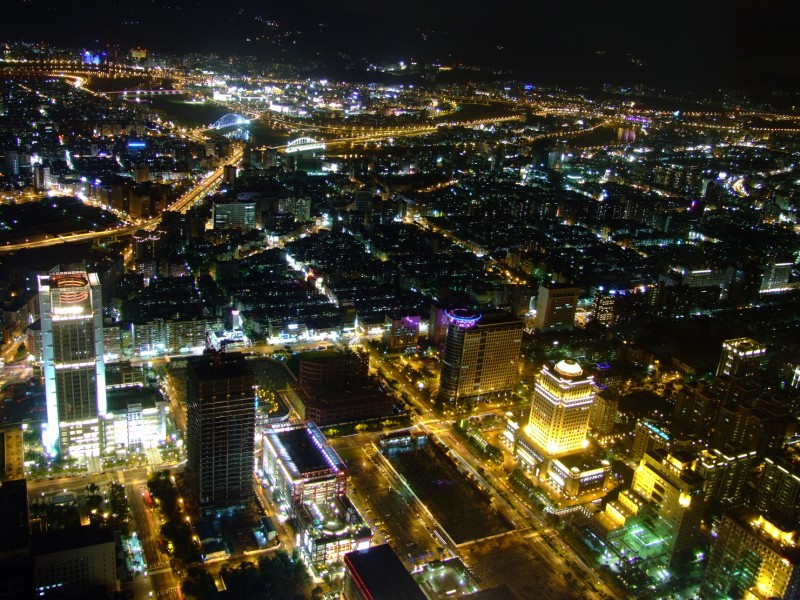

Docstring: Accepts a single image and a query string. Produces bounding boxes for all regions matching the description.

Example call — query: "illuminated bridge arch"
[285,137,326,153]
[211,113,250,130]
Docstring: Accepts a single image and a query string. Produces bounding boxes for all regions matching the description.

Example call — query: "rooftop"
[187,352,254,382]
[344,543,426,600]
[31,525,114,556]
[0,479,29,554]
[265,421,345,479]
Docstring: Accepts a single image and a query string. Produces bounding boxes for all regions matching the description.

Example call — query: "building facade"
[527,359,595,457]
[38,272,106,458]
[630,451,705,565]
[186,352,256,508]
[32,527,116,599]
[716,337,767,378]
[704,509,800,600]
[437,310,523,409]
[534,283,580,332]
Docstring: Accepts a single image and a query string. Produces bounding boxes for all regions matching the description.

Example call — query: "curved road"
[0,148,243,254]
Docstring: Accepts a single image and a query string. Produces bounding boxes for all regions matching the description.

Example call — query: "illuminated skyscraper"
[716,337,767,378]
[703,508,800,600]
[437,310,522,409]
[527,359,595,456]
[631,451,704,565]
[38,272,106,458]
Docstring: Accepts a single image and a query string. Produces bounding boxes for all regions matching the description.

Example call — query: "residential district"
[0,41,798,600]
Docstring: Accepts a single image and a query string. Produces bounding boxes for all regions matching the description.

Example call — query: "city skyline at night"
[0,3,798,600]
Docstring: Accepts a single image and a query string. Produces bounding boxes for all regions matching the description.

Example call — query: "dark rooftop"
[31,526,114,556]
[465,584,522,600]
[0,479,29,554]
[106,386,161,413]
[344,544,426,600]
[188,352,254,382]
[269,425,344,476]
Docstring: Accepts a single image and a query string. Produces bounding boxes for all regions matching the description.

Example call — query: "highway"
[0,147,242,254]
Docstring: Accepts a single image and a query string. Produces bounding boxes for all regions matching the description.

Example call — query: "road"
[122,468,182,600]
[0,148,242,254]
[365,349,620,599]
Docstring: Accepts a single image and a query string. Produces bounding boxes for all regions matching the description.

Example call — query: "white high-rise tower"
[38,271,106,457]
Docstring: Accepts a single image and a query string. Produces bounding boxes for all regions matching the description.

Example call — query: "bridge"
[107,89,183,96]
[284,137,326,153]
[210,113,251,130]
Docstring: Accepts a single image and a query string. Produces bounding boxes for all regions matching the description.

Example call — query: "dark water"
[145,96,518,149]
[146,96,289,146]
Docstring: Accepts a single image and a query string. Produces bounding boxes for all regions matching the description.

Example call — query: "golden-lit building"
[527,359,595,456]
[502,359,610,502]
[0,424,24,481]
[630,450,705,565]
[704,508,800,600]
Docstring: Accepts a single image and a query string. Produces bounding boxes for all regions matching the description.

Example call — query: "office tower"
[437,310,523,409]
[212,198,257,231]
[186,352,256,508]
[716,337,767,378]
[32,164,50,191]
[755,454,800,523]
[631,419,672,463]
[0,425,24,482]
[527,359,595,456]
[588,389,618,436]
[703,508,800,600]
[630,450,705,565]
[534,283,580,332]
[693,448,756,507]
[286,349,393,426]
[38,272,106,458]
[32,526,116,599]
[223,164,237,186]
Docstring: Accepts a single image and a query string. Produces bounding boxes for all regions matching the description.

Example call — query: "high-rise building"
[693,448,757,507]
[716,337,767,378]
[32,164,50,191]
[223,164,237,187]
[703,508,800,600]
[588,389,618,436]
[755,454,800,523]
[437,310,523,409]
[631,450,705,565]
[38,272,106,458]
[32,526,116,599]
[534,283,580,332]
[212,198,257,231]
[0,425,24,482]
[526,359,595,456]
[186,352,256,508]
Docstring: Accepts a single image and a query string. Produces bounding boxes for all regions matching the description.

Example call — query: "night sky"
[2,0,799,92]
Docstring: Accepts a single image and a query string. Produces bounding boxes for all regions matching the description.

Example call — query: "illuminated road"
[0,148,242,254]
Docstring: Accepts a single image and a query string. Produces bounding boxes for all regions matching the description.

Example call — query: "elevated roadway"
[0,148,242,254]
